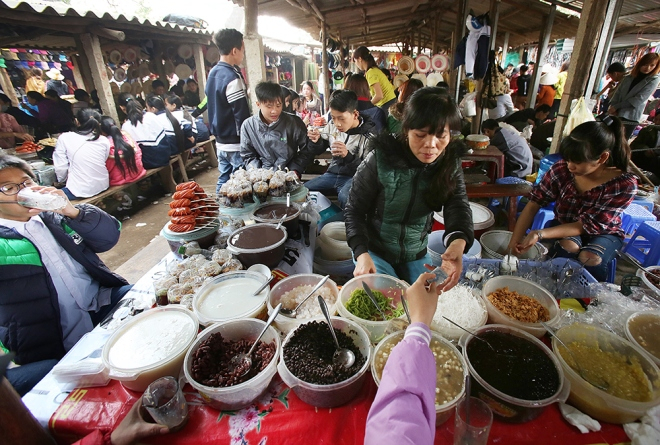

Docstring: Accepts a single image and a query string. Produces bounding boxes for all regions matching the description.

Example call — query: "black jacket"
[345,133,474,263]
[306,115,376,177]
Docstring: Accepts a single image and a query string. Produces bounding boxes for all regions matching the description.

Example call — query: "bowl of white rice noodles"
[267,274,339,334]
[430,284,488,341]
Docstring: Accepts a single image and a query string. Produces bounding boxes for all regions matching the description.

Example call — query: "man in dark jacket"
[206,29,251,194]
[0,155,130,395]
[514,65,531,109]
[306,90,376,208]
[504,104,551,131]
[240,81,309,174]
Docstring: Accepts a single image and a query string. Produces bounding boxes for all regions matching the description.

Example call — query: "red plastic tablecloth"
[49,376,630,445]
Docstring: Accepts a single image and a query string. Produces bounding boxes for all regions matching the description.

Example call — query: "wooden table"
[464,145,505,182]
[467,182,532,231]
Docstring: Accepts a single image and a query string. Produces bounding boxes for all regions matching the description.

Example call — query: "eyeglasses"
[0,179,35,196]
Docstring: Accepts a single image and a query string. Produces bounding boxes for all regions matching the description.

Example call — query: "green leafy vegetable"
[346,288,404,321]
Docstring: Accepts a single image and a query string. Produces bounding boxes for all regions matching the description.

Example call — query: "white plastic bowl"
[183,318,280,410]
[267,273,339,334]
[480,230,545,260]
[337,274,409,344]
[372,330,467,425]
[481,275,560,338]
[625,311,660,367]
[103,306,199,392]
[278,317,371,408]
[193,271,269,326]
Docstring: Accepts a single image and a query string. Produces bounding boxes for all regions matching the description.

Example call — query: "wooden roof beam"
[618,6,660,21]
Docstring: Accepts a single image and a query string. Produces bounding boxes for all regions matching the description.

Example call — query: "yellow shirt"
[365,67,396,107]
[554,71,568,100]
[26,77,46,95]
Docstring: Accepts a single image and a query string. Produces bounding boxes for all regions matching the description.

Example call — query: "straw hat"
[45,68,64,81]
[539,71,559,86]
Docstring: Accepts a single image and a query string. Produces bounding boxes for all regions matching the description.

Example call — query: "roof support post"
[526,5,556,109]
[550,0,613,153]
[450,0,469,103]
[586,0,624,97]
[69,55,88,92]
[501,32,510,66]
[79,33,119,123]
[244,0,266,113]
[489,0,501,51]
[321,21,329,112]
[74,37,95,97]
[193,44,207,103]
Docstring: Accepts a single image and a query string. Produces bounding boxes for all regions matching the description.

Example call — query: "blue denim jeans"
[356,250,432,284]
[6,358,59,396]
[62,187,79,201]
[305,173,353,208]
[216,150,244,195]
[548,234,622,282]
[89,284,133,326]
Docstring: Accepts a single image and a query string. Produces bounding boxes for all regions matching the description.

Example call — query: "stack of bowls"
[313,222,354,285]
[427,230,482,266]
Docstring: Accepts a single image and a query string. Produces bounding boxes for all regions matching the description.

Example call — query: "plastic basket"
[461,257,597,292]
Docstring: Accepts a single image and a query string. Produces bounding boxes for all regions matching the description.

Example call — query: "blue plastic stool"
[531,205,555,231]
[622,221,660,267]
[633,197,655,212]
[622,203,656,236]
[607,258,617,284]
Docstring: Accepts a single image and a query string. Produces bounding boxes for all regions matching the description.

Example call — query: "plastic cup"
[142,376,188,432]
[453,396,493,445]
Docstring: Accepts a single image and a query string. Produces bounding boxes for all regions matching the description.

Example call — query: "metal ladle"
[318,295,355,368]
[229,303,282,377]
[362,282,388,320]
[279,275,330,318]
[540,322,609,392]
[442,316,500,354]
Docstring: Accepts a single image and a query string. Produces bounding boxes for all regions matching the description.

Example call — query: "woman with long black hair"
[145,94,186,155]
[344,87,474,287]
[163,93,196,148]
[508,116,637,281]
[118,93,172,169]
[100,116,146,186]
[53,108,110,199]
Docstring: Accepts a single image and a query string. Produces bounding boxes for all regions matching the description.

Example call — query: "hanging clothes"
[453,13,491,79]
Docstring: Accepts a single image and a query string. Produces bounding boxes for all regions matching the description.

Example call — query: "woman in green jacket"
[344,87,474,288]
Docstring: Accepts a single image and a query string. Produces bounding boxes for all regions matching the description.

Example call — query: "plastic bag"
[563,97,595,137]
[459,92,477,117]
[521,124,534,141]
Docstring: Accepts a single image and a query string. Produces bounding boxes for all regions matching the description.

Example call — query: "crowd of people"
[1,24,659,445]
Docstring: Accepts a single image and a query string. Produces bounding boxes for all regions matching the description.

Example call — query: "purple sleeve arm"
[365,323,436,445]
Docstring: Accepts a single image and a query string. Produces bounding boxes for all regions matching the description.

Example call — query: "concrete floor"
[98,164,219,281]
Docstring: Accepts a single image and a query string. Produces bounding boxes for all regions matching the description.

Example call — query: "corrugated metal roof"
[0,0,213,36]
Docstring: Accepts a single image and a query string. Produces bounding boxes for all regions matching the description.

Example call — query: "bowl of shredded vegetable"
[337,274,409,343]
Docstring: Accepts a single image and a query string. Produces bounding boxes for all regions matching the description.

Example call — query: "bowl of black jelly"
[459,324,569,423]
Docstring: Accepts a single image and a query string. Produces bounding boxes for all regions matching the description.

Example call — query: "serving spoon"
[279,275,330,318]
[229,303,281,377]
[318,295,355,368]
[540,321,609,392]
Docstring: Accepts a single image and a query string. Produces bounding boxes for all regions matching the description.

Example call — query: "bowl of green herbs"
[337,274,409,344]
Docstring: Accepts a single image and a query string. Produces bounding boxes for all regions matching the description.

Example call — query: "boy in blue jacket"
[206,28,251,194]
[0,155,130,395]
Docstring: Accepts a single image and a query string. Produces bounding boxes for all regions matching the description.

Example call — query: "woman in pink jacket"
[365,272,441,445]
[101,116,146,186]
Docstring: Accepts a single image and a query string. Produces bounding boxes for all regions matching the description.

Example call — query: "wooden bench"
[466,183,532,231]
[77,137,217,206]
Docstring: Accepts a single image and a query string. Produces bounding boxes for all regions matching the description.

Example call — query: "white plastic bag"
[460,92,477,117]
[521,124,534,141]
[563,97,595,137]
